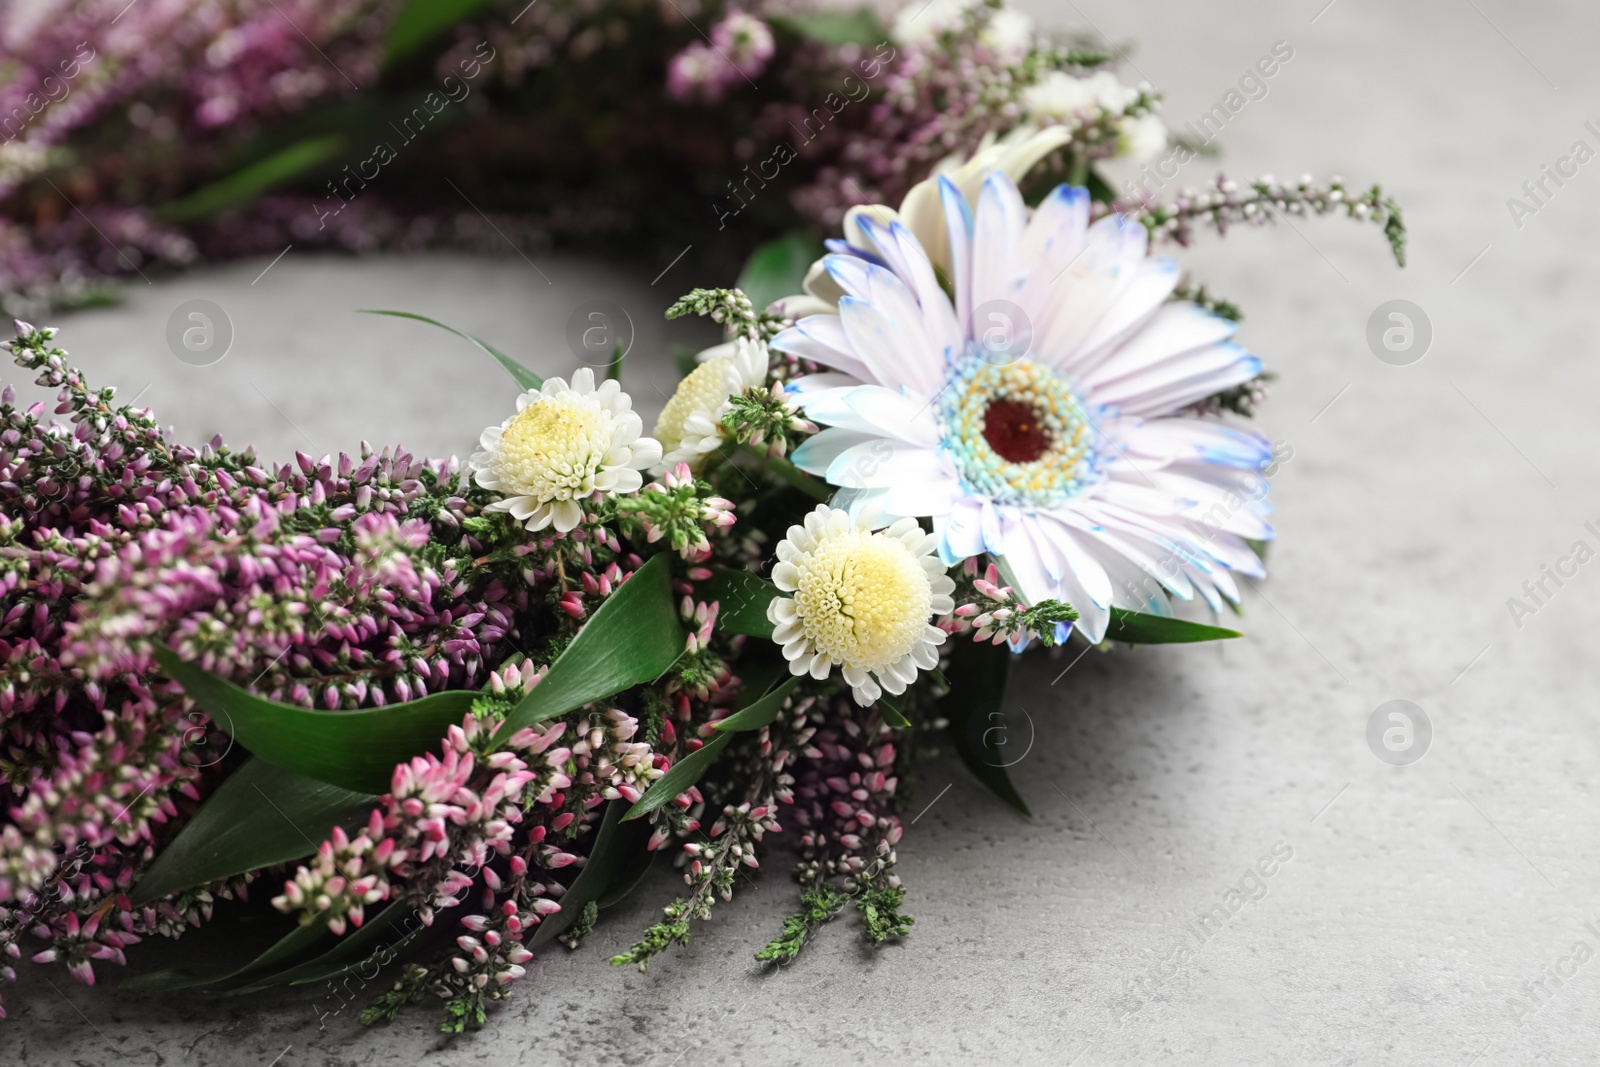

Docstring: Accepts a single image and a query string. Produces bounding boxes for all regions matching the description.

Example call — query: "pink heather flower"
[710,12,775,79]
[667,42,736,104]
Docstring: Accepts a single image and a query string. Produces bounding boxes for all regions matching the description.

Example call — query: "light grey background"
[8,0,1600,1063]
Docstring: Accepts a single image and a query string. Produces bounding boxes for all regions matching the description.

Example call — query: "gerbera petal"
[791,427,881,475]
[770,315,873,382]
[936,497,988,564]
[1093,342,1263,416]
[971,170,1029,313]
[939,175,976,333]
[1080,303,1240,391]
[838,296,944,399]
[856,216,963,361]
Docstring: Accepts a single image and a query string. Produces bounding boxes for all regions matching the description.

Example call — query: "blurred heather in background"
[0,0,1167,316]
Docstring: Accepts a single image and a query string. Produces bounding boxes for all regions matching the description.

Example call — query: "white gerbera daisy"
[768,505,954,706]
[470,368,662,533]
[652,336,768,470]
[772,170,1273,643]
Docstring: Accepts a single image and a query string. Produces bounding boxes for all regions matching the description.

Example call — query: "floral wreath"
[0,0,1403,1034]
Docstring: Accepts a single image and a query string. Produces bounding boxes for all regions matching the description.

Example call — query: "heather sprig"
[1118,173,1408,267]
[665,288,789,342]
[719,385,817,460]
[946,561,1078,651]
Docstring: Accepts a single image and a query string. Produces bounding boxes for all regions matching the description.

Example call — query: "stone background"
[8,0,1600,1063]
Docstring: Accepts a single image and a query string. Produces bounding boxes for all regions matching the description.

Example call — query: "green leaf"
[121,915,332,993]
[153,647,479,794]
[154,136,346,223]
[596,848,658,910]
[735,231,824,313]
[1106,607,1243,644]
[528,800,652,948]
[876,692,911,728]
[623,669,794,822]
[384,0,494,66]
[622,731,732,822]
[712,676,799,732]
[941,640,1031,818]
[738,445,833,502]
[131,758,378,905]
[273,902,438,988]
[359,309,541,389]
[770,11,887,46]
[705,565,779,639]
[491,552,684,743]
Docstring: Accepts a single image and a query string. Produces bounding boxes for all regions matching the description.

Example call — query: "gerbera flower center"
[942,355,1100,507]
[492,392,614,501]
[791,527,933,672]
[981,397,1051,463]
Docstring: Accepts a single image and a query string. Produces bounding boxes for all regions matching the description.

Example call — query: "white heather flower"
[892,0,976,46]
[652,336,768,470]
[471,368,662,533]
[1024,70,1140,121]
[772,171,1272,642]
[979,8,1034,60]
[768,505,954,706]
[1120,113,1168,162]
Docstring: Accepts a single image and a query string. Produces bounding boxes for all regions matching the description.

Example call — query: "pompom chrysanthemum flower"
[773,170,1273,642]
[471,368,661,532]
[768,505,954,705]
[653,336,768,470]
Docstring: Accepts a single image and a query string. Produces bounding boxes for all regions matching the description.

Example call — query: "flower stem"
[737,444,831,502]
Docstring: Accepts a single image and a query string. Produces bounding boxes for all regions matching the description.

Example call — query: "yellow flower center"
[654,357,733,455]
[492,392,614,502]
[791,527,932,672]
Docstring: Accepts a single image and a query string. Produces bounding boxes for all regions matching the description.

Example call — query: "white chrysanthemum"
[772,171,1273,643]
[768,505,954,706]
[470,368,662,533]
[652,336,768,470]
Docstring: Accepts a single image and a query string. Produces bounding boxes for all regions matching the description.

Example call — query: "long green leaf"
[528,801,652,948]
[359,309,541,389]
[384,0,495,66]
[706,565,779,639]
[153,647,479,794]
[1106,607,1243,644]
[942,640,1031,818]
[736,231,824,313]
[131,759,378,905]
[622,668,794,822]
[597,849,658,910]
[712,676,799,732]
[121,915,332,993]
[273,902,436,988]
[155,136,345,223]
[622,731,731,822]
[738,444,832,502]
[770,11,887,46]
[491,552,683,743]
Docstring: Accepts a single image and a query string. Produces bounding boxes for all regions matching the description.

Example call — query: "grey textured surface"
[7,0,1600,1063]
